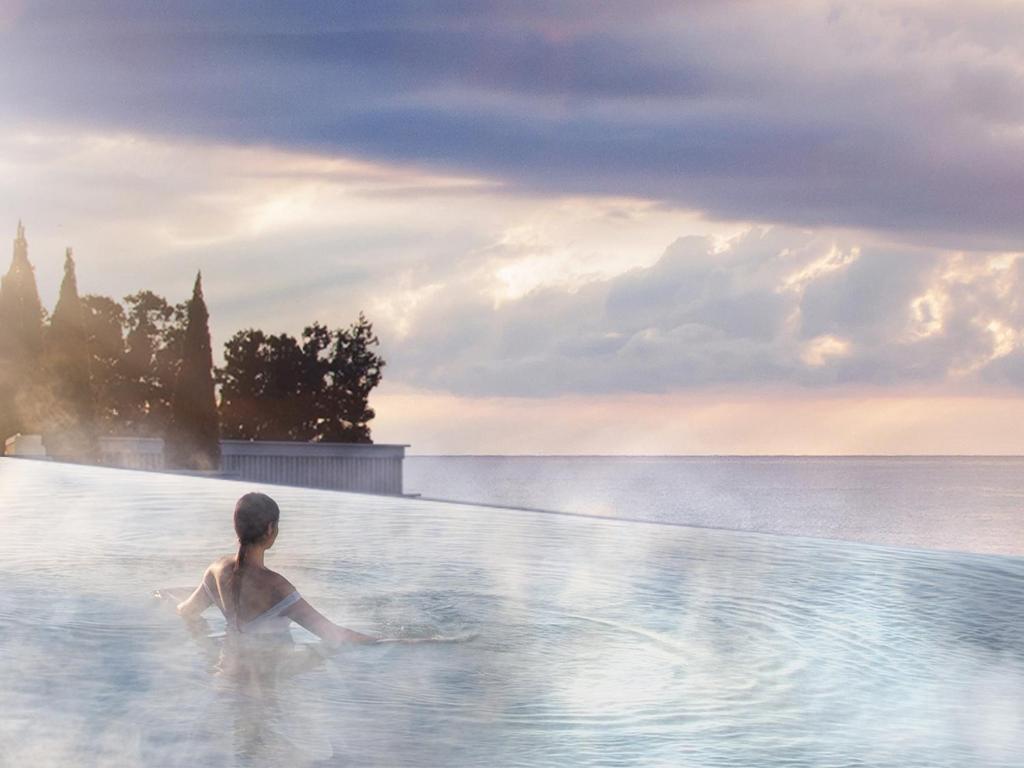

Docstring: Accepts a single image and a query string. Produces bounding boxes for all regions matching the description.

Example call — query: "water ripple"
[1,459,1023,766]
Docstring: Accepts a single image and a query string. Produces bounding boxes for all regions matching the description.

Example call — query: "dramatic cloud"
[0,126,730,355]
[3,1,1024,246]
[4,5,1024,452]
[4,127,1023,404]
[383,229,1024,396]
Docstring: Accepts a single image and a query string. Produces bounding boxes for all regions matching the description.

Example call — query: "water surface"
[2,458,1022,766]
[406,455,1024,555]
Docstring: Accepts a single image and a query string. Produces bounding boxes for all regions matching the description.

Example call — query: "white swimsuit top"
[204,579,302,635]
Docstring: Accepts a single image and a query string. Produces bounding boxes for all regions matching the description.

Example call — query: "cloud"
[0,125,730,357]
[4,125,1023,401]
[799,252,937,343]
[4,1,1024,246]
[382,229,1024,396]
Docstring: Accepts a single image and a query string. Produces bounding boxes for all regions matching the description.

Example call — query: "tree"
[317,313,384,443]
[2,224,388,455]
[216,328,268,440]
[166,272,220,470]
[81,294,127,435]
[119,290,184,436]
[218,325,326,441]
[44,248,97,460]
[216,316,384,443]
[0,221,45,440]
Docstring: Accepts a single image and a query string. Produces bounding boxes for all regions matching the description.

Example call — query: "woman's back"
[204,556,298,633]
[175,492,377,661]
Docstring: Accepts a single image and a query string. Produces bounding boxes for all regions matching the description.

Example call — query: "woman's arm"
[176,570,214,620]
[285,598,378,646]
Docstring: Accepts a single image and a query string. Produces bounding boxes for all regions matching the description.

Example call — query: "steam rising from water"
[405,455,1024,555]
[1,459,1022,766]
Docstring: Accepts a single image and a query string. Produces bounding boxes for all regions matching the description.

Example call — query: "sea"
[404,455,1024,556]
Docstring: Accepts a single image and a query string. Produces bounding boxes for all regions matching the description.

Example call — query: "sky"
[2,1,1024,454]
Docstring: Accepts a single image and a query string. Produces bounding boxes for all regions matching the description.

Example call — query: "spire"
[11,220,29,268]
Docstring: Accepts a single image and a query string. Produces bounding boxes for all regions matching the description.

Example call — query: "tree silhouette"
[166,272,220,470]
[2,222,388,455]
[217,316,384,443]
[317,313,384,443]
[44,248,97,460]
[218,328,324,440]
[0,221,44,440]
[119,290,185,436]
[81,294,127,435]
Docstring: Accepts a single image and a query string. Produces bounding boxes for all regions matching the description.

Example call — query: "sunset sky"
[2,1,1024,454]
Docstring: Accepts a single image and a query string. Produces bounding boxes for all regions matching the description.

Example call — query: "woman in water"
[170,492,382,760]
[175,491,378,665]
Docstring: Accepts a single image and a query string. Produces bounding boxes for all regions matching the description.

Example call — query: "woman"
[170,492,380,762]
[176,491,378,663]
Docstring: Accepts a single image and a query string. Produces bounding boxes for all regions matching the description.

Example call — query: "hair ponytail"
[231,541,248,630]
[231,492,281,630]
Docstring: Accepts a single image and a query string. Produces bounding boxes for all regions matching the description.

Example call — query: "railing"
[4,434,407,496]
[220,440,406,495]
[98,436,166,471]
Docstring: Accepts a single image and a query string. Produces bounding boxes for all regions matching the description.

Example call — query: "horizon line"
[405,453,1024,459]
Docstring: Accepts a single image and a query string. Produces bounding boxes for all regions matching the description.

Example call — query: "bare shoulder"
[206,555,235,578]
[264,569,298,599]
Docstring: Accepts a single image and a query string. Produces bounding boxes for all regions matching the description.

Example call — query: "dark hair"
[231,492,280,628]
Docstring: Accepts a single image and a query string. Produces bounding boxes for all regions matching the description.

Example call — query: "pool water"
[1,459,1023,766]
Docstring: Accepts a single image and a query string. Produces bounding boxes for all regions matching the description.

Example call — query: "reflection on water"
[1,458,1023,766]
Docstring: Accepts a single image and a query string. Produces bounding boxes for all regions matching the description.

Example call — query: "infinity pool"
[1,459,1022,766]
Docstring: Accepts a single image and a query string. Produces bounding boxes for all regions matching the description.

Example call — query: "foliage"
[218,327,320,440]
[119,290,186,436]
[2,223,386,458]
[44,250,97,460]
[0,222,45,439]
[81,294,127,435]
[166,273,220,470]
[218,315,384,443]
[318,313,384,443]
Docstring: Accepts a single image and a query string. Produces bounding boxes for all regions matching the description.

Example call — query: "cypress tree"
[0,221,45,441]
[166,272,220,470]
[44,248,97,461]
